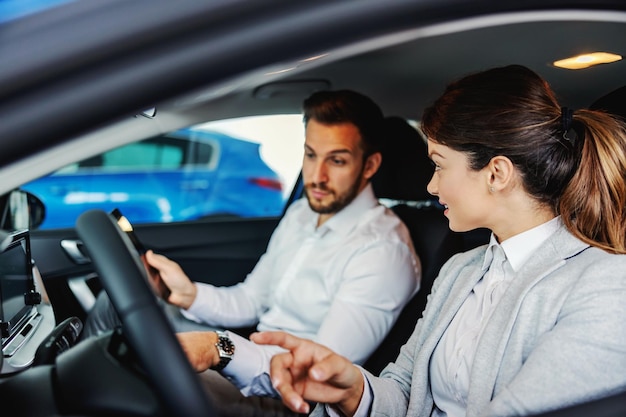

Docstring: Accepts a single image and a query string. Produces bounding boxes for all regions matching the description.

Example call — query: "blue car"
[21,128,284,229]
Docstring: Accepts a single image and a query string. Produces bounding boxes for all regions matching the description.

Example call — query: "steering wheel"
[76,209,216,417]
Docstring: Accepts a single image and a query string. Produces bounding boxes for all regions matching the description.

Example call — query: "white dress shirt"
[183,183,421,396]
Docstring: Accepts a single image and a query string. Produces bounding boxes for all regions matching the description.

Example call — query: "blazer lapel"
[465,227,587,415]
[407,256,487,416]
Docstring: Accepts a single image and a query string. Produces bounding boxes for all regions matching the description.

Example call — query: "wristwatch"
[211,331,235,371]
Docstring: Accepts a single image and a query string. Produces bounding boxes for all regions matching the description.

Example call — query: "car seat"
[589,85,626,119]
[365,116,467,375]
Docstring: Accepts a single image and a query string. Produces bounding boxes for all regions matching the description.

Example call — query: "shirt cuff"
[180,283,212,322]
[325,368,372,417]
[219,331,285,397]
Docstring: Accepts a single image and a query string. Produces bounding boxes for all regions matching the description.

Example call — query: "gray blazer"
[316,223,626,416]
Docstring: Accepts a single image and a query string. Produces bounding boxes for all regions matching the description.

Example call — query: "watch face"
[218,337,235,356]
[212,334,235,371]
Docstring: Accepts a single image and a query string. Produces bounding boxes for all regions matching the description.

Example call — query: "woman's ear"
[487,155,515,192]
[363,151,382,180]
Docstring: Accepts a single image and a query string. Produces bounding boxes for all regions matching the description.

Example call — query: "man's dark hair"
[302,90,384,158]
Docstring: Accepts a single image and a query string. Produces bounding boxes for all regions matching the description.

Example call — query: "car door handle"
[180,180,210,190]
[61,239,91,264]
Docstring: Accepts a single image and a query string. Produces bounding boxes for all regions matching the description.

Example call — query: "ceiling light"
[553,52,622,69]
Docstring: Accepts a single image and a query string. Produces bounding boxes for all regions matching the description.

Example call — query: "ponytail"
[559,110,626,253]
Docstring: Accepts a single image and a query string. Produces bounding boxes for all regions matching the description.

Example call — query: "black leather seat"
[589,85,626,118]
[364,116,467,375]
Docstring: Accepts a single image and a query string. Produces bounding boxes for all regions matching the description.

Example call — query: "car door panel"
[133,217,279,287]
[29,217,280,325]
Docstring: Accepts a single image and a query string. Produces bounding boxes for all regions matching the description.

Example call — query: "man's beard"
[304,174,363,215]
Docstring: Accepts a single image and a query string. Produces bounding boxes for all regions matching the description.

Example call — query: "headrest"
[371,116,434,201]
[589,85,626,119]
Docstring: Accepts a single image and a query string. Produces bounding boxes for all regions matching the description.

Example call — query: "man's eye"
[304,153,315,159]
[331,158,346,165]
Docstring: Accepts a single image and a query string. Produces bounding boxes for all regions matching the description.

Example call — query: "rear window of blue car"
[102,141,185,169]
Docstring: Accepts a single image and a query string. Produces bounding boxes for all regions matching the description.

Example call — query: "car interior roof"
[167,13,626,122]
[0,8,625,195]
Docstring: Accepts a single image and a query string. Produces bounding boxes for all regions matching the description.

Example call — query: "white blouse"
[429,217,561,416]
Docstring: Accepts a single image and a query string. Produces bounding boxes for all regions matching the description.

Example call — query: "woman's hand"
[145,250,198,309]
[250,331,365,415]
[176,331,220,372]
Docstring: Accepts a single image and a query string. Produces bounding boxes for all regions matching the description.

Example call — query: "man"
[83,90,421,398]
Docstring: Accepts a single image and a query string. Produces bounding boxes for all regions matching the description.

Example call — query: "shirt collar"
[298,183,379,237]
[483,216,562,272]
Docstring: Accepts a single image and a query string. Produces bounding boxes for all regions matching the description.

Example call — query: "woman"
[251,65,626,417]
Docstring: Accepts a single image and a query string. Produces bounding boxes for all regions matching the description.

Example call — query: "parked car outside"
[21,127,284,229]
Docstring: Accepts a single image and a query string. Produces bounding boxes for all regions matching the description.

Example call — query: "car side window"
[58,137,191,173]
[21,115,304,229]
[100,139,185,170]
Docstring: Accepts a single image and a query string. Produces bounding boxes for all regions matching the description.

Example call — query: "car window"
[100,140,184,170]
[21,114,305,229]
[0,0,74,23]
[58,137,190,174]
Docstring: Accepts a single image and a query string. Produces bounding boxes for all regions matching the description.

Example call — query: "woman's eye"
[429,160,440,170]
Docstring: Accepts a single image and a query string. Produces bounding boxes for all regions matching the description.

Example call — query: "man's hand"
[250,331,365,415]
[145,250,198,309]
[139,254,170,300]
[177,331,220,372]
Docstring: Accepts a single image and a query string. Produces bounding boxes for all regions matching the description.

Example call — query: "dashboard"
[1,229,77,375]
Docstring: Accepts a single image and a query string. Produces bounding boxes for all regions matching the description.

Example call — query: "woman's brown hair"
[421,65,626,253]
